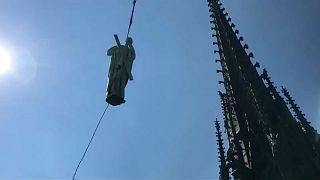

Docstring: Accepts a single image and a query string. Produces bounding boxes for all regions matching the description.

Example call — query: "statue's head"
[126,37,133,46]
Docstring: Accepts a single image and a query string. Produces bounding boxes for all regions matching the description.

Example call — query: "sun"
[0,47,12,75]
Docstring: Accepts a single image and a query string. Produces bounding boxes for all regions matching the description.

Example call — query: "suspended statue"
[106,34,136,106]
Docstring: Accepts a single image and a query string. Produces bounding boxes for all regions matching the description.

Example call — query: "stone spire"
[215,119,230,180]
[207,0,320,179]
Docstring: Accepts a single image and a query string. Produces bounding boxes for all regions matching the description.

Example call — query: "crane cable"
[126,0,137,38]
[72,104,110,180]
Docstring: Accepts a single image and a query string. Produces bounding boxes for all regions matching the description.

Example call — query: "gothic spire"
[208,0,320,179]
[215,119,230,180]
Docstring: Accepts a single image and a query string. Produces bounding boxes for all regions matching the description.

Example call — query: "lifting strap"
[126,0,137,38]
[72,104,110,180]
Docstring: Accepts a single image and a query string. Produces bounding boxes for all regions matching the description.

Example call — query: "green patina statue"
[106,35,136,106]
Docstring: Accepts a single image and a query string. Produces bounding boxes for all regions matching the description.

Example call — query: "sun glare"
[0,47,12,75]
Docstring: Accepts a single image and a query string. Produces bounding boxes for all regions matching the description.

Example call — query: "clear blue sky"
[0,0,319,179]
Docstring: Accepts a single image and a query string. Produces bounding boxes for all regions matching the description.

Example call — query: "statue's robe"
[106,44,135,106]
